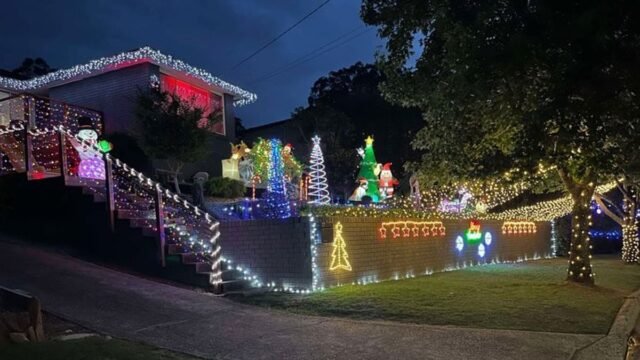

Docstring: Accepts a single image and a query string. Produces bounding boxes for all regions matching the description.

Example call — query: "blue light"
[456,236,464,252]
[262,138,291,219]
[484,232,492,246]
[478,243,486,257]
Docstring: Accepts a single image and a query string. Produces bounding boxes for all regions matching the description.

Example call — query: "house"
[0,47,257,180]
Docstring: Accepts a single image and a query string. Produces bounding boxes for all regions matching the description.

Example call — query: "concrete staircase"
[0,94,251,294]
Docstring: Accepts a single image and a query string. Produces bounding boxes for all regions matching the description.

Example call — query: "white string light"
[0,47,257,107]
[307,135,330,205]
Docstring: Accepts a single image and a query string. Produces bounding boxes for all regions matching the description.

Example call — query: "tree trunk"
[622,194,639,263]
[567,183,595,284]
[167,160,184,195]
[558,167,595,285]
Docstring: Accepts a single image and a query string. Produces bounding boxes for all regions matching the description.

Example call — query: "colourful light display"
[378,221,446,239]
[502,221,536,234]
[330,222,352,271]
[465,220,482,242]
[262,139,291,219]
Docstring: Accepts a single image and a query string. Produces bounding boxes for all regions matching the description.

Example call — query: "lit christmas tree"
[308,135,330,205]
[330,222,352,271]
[262,138,291,219]
[356,136,380,202]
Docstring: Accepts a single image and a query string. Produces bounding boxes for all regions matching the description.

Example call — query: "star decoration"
[422,226,431,237]
[391,226,400,238]
[402,226,410,237]
[412,226,420,237]
[365,135,374,146]
[379,226,387,239]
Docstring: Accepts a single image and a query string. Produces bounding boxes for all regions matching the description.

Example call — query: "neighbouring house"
[0,47,257,180]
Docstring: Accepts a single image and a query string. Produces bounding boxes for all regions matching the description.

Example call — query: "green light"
[465,230,482,243]
[97,139,113,153]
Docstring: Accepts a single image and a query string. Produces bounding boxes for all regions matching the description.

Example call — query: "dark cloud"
[0,0,381,127]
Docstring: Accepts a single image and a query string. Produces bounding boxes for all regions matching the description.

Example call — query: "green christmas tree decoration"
[356,136,380,202]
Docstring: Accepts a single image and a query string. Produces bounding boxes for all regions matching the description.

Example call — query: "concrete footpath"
[0,240,603,360]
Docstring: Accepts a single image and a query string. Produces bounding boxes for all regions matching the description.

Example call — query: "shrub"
[206,177,245,198]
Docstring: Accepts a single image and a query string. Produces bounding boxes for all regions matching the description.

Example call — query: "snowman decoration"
[378,163,399,200]
[71,117,105,180]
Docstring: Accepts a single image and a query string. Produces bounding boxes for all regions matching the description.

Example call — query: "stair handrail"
[56,126,223,287]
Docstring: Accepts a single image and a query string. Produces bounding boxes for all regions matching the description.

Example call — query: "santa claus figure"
[349,178,369,202]
[378,163,399,200]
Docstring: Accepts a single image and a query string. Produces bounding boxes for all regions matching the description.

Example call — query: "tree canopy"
[0,58,55,80]
[362,0,640,283]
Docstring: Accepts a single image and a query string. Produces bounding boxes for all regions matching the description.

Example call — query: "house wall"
[48,63,158,134]
[48,63,238,179]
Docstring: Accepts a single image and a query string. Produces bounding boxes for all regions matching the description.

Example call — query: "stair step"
[166,243,189,255]
[189,262,212,273]
[218,279,251,292]
[127,218,155,228]
[118,209,155,220]
[180,252,199,263]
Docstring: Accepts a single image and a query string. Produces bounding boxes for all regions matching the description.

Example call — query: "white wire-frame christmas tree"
[308,135,330,204]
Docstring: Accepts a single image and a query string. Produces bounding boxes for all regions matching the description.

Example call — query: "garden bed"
[234,256,640,334]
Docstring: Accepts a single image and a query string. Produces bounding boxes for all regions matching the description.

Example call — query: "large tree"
[362,0,640,284]
[291,62,423,198]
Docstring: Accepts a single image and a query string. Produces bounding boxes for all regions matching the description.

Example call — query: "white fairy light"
[0,47,257,107]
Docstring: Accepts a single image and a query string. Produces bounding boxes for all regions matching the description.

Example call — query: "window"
[160,74,224,135]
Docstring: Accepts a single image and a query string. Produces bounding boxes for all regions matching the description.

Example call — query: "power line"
[230,0,331,70]
[246,26,364,83]
[246,27,373,85]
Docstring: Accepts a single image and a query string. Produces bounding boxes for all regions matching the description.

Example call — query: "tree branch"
[594,193,624,225]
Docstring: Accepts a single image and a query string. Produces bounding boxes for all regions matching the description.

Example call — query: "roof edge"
[0,46,257,107]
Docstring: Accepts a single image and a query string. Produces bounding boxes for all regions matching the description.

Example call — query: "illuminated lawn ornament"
[484,232,492,246]
[456,236,464,252]
[308,135,330,205]
[465,220,482,243]
[378,221,446,239]
[97,139,113,153]
[330,222,352,271]
[502,221,537,234]
[478,243,486,258]
[354,135,380,202]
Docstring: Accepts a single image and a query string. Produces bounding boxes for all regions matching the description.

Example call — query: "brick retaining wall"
[219,216,552,291]
[314,217,552,289]
[219,217,312,289]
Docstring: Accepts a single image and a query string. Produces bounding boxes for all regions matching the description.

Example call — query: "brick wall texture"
[219,217,312,289]
[315,217,552,288]
[219,216,551,290]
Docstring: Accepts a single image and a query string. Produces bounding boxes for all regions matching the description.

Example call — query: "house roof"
[0,47,257,107]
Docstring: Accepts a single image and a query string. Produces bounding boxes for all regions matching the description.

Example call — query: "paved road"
[0,240,601,360]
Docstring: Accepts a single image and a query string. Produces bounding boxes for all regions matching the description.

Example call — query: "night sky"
[0,0,382,128]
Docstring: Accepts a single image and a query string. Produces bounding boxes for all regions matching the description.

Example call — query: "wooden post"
[104,154,115,232]
[24,96,35,178]
[58,130,68,182]
[24,128,32,176]
[154,187,166,267]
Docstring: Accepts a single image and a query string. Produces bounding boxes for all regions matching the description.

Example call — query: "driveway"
[0,239,601,359]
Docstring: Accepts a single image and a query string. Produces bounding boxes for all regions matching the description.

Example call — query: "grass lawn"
[0,337,197,360]
[235,256,640,334]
